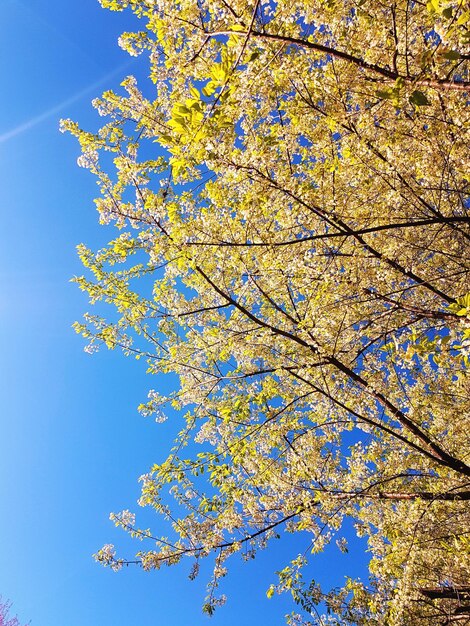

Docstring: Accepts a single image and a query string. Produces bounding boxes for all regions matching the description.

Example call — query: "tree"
[0,597,26,626]
[62,0,470,623]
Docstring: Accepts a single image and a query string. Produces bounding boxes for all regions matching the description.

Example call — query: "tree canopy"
[63,0,470,623]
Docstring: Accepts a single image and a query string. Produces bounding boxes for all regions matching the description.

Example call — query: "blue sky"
[0,2,368,624]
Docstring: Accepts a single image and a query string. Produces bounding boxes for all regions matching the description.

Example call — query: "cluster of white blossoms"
[83,342,100,355]
[137,389,168,422]
[94,543,123,572]
[58,118,73,134]
[76,150,99,170]
[110,509,136,528]
[92,97,115,118]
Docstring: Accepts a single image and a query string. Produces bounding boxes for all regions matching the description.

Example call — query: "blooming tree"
[0,597,26,626]
[63,0,470,623]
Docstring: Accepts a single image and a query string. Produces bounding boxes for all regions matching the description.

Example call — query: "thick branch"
[208,29,470,91]
[185,216,470,248]
[420,586,470,600]
[329,490,470,501]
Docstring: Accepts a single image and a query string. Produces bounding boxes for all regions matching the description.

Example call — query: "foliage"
[63,0,470,623]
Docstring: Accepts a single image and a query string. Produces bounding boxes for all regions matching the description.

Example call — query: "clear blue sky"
[0,2,367,624]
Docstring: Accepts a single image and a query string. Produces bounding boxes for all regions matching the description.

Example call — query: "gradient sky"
[0,2,368,625]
